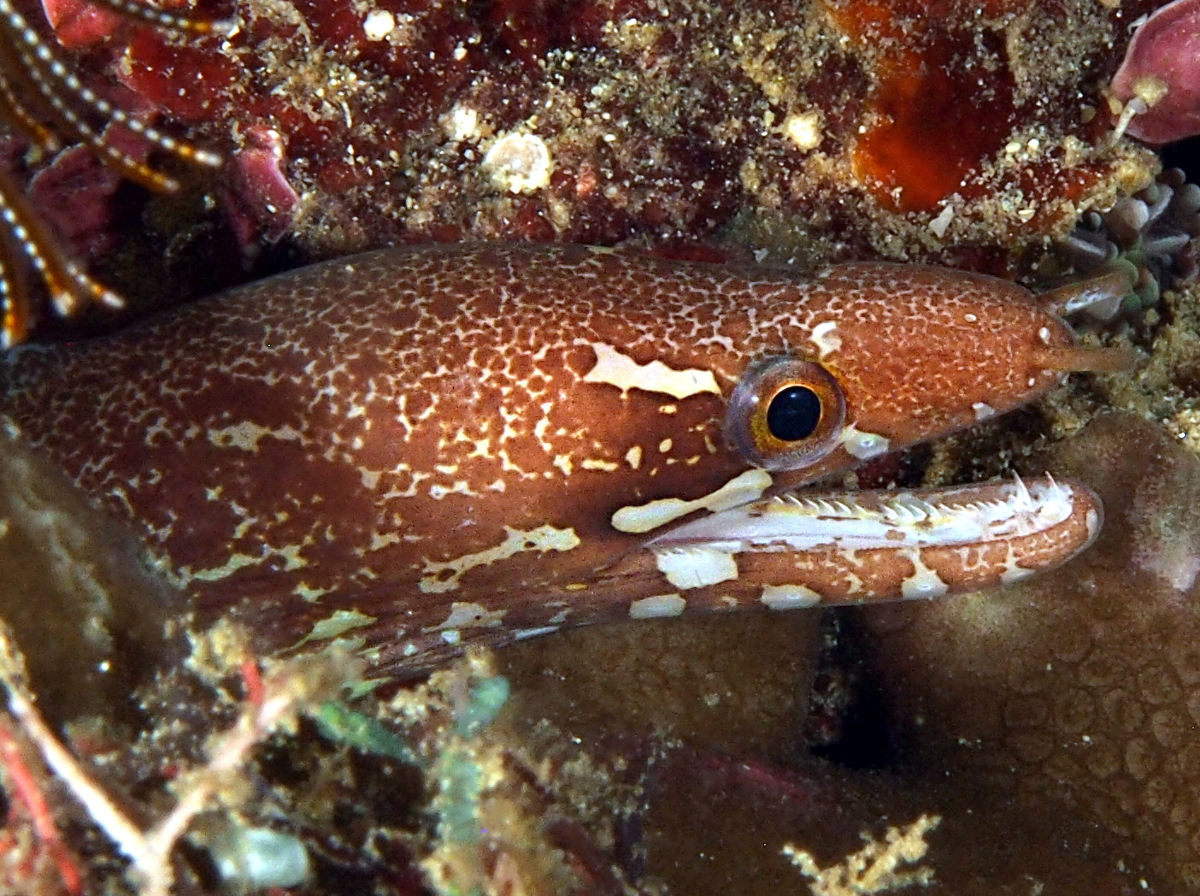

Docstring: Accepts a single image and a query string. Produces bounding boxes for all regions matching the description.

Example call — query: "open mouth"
[648,476,1098,553]
[644,476,1103,602]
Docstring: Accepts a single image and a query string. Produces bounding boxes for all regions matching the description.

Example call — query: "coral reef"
[0,0,1165,346]
[0,629,648,896]
[124,0,1157,263]
[0,618,324,896]
[0,611,1179,896]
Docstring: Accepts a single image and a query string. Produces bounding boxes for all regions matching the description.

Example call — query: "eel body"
[0,243,1110,673]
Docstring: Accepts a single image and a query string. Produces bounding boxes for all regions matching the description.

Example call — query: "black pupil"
[766,386,821,442]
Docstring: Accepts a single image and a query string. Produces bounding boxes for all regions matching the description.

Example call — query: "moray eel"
[0,243,1119,675]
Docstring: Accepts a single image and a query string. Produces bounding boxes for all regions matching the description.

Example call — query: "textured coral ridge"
[40,0,1157,268]
[855,412,1200,892]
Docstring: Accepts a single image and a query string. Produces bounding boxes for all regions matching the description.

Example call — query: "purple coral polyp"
[1112,0,1200,143]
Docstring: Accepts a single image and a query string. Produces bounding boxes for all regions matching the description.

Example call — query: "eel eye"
[726,357,847,471]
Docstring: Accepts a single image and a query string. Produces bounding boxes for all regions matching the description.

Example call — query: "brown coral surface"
[855,411,1200,891]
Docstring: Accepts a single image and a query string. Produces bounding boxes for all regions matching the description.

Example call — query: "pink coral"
[1112,0,1200,143]
[39,0,123,49]
[224,126,301,251]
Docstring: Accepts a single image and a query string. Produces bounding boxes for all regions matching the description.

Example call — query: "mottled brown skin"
[0,244,1093,673]
[856,413,1200,892]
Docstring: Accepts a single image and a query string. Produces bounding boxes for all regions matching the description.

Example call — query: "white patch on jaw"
[999,549,1036,585]
[901,553,950,599]
[839,424,890,460]
[760,584,823,610]
[629,593,687,618]
[972,402,996,421]
[612,468,774,534]
[419,525,581,593]
[425,601,508,632]
[809,321,842,359]
[653,547,738,590]
[581,342,721,400]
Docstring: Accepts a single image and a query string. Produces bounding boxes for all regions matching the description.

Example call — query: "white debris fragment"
[483,132,553,194]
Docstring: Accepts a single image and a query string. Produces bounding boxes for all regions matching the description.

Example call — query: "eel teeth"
[1012,473,1035,512]
[648,475,1088,552]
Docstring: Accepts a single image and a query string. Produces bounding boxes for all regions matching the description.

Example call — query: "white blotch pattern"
[612,468,773,534]
[582,341,721,400]
[629,593,687,618]
[653,546,739,590]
